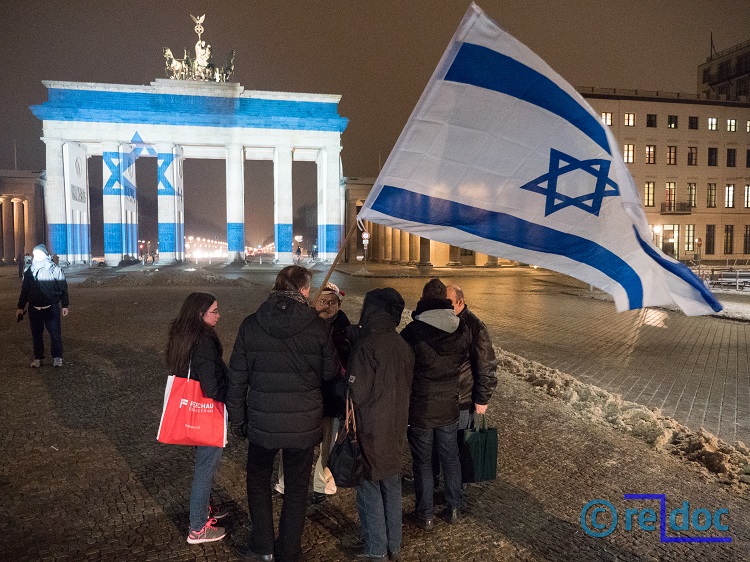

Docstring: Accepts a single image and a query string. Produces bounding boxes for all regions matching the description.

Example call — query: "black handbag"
[458,414,498,483]
[327,392,364,487]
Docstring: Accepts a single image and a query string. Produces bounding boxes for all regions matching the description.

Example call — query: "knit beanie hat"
[321,282,344,303]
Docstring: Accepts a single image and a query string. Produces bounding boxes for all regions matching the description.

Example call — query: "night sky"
[2,1,748,249]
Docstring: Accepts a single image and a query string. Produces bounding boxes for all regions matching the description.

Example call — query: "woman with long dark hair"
[166,292,229,544]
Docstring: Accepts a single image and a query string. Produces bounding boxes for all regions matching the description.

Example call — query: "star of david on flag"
[357,2,721,316]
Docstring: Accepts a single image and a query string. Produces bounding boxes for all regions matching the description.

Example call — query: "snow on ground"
[497,345,750,486]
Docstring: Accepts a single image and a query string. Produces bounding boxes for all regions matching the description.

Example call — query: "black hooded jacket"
[226,293,336,449]
[348,288,415,481]
[401,297,470,429]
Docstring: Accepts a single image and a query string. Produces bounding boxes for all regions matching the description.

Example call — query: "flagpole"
[312,222,358,304]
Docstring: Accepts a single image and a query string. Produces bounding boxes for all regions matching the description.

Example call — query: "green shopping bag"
[458,414,498,483]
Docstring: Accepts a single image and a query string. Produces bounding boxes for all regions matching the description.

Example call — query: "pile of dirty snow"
[497,347,750,486]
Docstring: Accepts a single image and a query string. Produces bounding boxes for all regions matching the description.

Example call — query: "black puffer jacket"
[457,305,498,410]
[401,298,470,429]
[226,293,336,449]
[348,288,415,481]
[321,310,352,418]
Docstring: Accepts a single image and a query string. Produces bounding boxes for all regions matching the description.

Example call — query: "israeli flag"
[358,3,721,316]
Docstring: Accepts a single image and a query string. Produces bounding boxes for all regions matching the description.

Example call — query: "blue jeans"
[28,305,62,359]
[189,445,223,531]
[356,474,402,557]
[408,423,462,520]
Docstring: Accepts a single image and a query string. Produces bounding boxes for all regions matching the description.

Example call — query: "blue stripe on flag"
[445,42,611,155]
[372,184,642,308]
[633,228,722,313]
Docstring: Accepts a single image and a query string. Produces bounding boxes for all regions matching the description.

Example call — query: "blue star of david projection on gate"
[519,148,620,217]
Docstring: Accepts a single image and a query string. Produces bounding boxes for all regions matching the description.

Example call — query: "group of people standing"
[165,265,497,562]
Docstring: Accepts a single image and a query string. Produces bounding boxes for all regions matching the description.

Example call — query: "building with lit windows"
[583,88,750,265]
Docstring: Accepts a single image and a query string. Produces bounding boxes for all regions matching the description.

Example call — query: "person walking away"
[348,288,415,561]
[16,252,24,278]
[17,244,69,368]
[166,292,229,544]
[401,279,470,529]
[227,265,336,562]
[446,284,497,430]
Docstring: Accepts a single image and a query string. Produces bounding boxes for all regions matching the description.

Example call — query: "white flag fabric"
[358,2,721,316]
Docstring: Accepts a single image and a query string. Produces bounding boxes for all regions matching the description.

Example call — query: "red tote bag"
[157,371,227,447]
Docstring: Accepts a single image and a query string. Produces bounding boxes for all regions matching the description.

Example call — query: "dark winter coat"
[175,332,228,403]
[401,298,470,429]
[18,258,69,309]
[226,293,336,449]
[348,288,415,481]
[457,305,498,410]
[321,310,352,418]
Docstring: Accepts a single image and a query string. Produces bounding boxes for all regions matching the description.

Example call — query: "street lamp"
[696,237,703,277]
[362,230,370,267]
[652,225,662,247]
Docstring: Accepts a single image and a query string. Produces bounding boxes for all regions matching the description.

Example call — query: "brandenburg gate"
[30,16,348,265]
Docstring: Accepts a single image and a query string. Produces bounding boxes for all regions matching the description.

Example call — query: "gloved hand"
[230,422,247,441]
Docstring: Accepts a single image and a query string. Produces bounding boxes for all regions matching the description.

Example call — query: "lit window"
[687,147,698,166]
[623,144,634,163]
[747,120,750,133]
[687,183,697,207]
[727,119,737,132]
[667,115,678,129]
[646,114,657,127]
[745,185,750,208]
[644,182,654,207]
[624,113,635,126]
[646,145,656,164]
[667,146,676,165]
[601,112,612,126]
[665,182,676,211]
[708,117,717,130]
[726,184,735,208]
[685,225,695,252]
[707,183,717,208]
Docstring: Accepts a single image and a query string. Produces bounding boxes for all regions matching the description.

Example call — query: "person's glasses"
[316,299,338,308]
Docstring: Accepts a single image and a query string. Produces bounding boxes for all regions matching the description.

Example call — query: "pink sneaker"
[187,518,226,544]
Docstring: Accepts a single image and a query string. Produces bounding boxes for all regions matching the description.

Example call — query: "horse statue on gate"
[163,47,191,80]
[213,50,235,82]
[161,15,235,83]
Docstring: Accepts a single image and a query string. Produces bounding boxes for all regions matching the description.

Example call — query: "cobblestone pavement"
[1,264,749,561]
